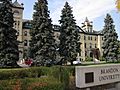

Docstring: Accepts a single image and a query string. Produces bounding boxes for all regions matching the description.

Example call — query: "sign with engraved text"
[76,64,120,88]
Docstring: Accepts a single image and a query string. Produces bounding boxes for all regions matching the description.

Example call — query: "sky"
[13,0,120,40]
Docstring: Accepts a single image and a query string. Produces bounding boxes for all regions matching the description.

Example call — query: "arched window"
[90,52,93,57]
[13,10,19,15]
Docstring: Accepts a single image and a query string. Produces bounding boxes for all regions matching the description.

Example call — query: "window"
[84,36,86,40]
[95,37,96,41]
[56,33,59,38]
[24,31,27,36]
[91,36,92,40]
[90,43,92,48]
[13,10,19,15]
[85,43,86,48]
[88,36,90,40]
[90,52,93,57]
[14,21,16,25]
[95,44,97,48]
[102,37,104,40]
[16,30,19,36]
[14,21,17,28]
[85,51,87,56]
[24,40,27,46]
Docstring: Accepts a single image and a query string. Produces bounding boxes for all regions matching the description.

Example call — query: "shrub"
[0,67,46,80]
[99,57,106,61]
[0,66,76,90]
[85,57,93,61]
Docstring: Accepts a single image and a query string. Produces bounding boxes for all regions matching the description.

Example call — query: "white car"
[73,60,81,65]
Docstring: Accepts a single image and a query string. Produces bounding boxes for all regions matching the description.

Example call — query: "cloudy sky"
[13,0,120,40]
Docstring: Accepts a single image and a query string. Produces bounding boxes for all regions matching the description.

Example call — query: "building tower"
[81,17,93,33]
[12,0,24,60]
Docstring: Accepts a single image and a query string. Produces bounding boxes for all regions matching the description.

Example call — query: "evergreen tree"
[0,0,19,67]
[59,2,80,65]
[118,40,120,60]
[102,14,119,62]
[30,0,57,66]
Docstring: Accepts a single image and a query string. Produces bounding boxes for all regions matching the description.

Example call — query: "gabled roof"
[12,0,24,9]
[76,26,85,33]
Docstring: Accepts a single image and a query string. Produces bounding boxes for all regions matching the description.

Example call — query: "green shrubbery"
[0,66,75,80]
[99,57,106,61]
[0,66,75,90]
[0,68,41,80]
[0,77,65,90]
[85,57,93,61]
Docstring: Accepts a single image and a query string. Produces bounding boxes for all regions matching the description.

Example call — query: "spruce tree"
[59,2,80,65]
[0,0,19,67]
[30,0,56,66]
[118,40,120,60]
[102,14,119,62]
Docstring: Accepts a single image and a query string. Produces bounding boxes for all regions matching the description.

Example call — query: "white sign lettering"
[76,64,120,88]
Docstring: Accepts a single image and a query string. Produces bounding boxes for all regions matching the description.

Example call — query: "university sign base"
[76,64,120,90]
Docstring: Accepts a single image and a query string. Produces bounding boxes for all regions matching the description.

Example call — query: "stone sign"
[76,64,120,88]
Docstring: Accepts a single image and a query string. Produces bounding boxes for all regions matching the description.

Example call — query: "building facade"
[80,17,104,61]
[12,1,104,61]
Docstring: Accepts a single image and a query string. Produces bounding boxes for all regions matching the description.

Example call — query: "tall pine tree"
[117,40,120,60]
[30,0,56,66]
[0,0,19,67]
[102,14,119,62]
[59,2,80,65]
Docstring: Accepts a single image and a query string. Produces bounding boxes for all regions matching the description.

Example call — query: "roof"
[12,0,24,9]
[85,17,89,22]
[83,30,103,35]
[76,26,85,33]
[22,20,32,29]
